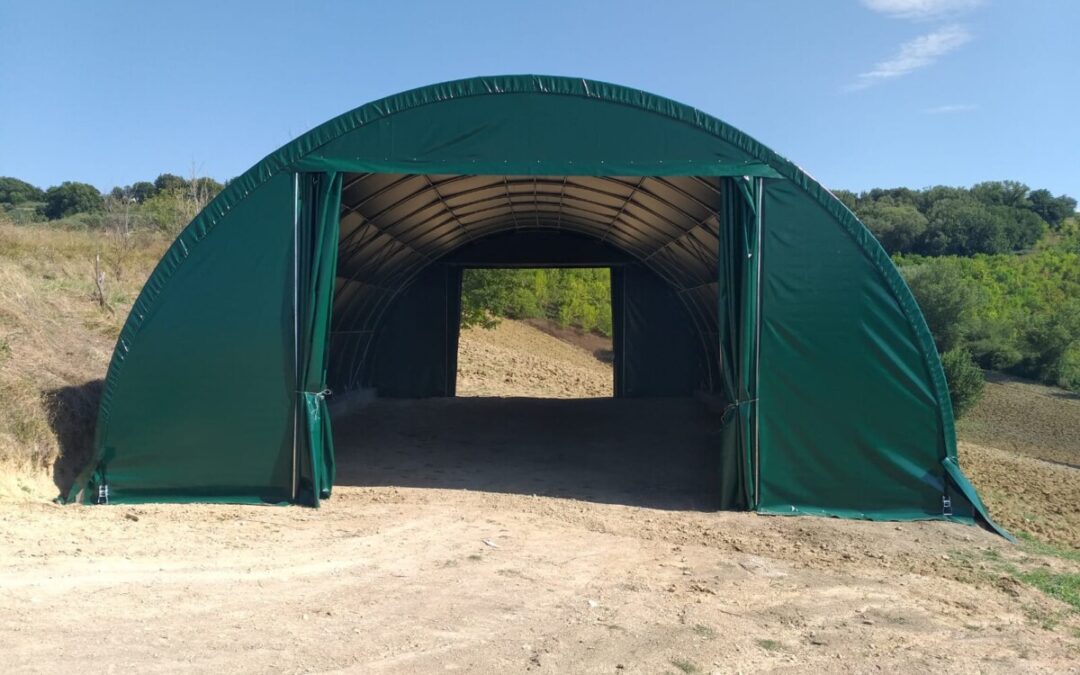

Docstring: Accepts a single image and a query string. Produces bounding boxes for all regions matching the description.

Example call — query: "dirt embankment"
[953,374,1079,549]
[959,371,1080,467]
[960,442,1080,549]
[456,319,612,398]
[0,221,166,497]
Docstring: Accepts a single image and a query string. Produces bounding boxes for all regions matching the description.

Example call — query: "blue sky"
[2,0,1077,197]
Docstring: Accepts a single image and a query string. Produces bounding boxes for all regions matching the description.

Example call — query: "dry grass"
[0,218,166,496]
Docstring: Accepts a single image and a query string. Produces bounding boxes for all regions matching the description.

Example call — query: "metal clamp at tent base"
[942,495,953,517]
[96,483,109,505]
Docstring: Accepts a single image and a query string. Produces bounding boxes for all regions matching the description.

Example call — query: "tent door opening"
[315,173,753,511]
[455,266,615,399]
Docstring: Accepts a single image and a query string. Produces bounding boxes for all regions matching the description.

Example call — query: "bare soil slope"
[456,319,612,398]
[959,371,1080,467]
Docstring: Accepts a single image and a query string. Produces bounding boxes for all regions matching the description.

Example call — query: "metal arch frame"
[329,173,729,393]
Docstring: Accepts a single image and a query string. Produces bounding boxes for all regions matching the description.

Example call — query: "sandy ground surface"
[2,320,1078,673]
[2,440,1078,673]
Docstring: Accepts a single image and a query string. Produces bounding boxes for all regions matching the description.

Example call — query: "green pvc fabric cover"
[295,172,342,505]
[70,74,1004,536]
[79,172,298,504]
[715,178,759,510]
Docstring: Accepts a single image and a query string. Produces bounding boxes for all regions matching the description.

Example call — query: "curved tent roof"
[71,75,1002,536]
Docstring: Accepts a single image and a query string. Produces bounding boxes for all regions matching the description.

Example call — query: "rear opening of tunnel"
[324,173,727,510]
[455,267,615,399]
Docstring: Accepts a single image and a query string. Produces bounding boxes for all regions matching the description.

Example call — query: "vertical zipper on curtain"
[291,173,301,503]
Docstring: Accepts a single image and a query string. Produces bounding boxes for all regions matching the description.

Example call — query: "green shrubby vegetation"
[42,182,105,220]
[0,177,45,205]
[939,347,986,418]
[0,172,224,234]
[897,236,1080,394]
[461,268,612,336]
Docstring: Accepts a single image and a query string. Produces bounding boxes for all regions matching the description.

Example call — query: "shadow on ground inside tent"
[332,396,723,512]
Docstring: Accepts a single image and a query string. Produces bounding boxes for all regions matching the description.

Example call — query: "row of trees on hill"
[834,181,1076,256]
[897,232,1080,398]
[0,173,225,233]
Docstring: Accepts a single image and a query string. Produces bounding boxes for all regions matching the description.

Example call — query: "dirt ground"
[958,371,1080,467]
[2,319,1079,673]
[958,441,1080,549]
[2,490,1077,674]
[456,320,613,398]
[458,321,1080,550]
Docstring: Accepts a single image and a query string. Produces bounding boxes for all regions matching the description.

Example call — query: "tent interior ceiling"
[331,172,726,388]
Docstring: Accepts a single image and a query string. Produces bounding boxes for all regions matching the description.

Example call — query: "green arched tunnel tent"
[71,75,1005,535]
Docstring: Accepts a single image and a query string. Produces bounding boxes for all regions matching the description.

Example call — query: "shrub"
[940,348,985,418]
[903,260,983,352]
[42,182,104,220]
[1019,300,1080,389]
[461,268,612,336]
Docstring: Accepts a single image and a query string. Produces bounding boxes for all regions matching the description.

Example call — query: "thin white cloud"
[923,103,978,113]
[861,0,981,20]
[848,24,972,90]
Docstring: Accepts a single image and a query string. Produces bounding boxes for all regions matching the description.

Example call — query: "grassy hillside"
[0,218,166,494]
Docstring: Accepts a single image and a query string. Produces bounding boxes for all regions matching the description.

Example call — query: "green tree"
[916,185,965,213]
[1020,299,1080,389]
[921,197,1008,255]
[1028,189,1077,229]
[460,268,612,335]
[0,177,45,205]
[940,347,985,418]
[903,260,983,352]
[42,181,104,219]
[970,180,1031,209]
[460,268,519,328]
[832,189,859,213]
[191,177,224,200]
[130,181,158,203]
[859,202,928,253]
[153,173,188,193]
[997,205,1045,251]
[867,187,920,209]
